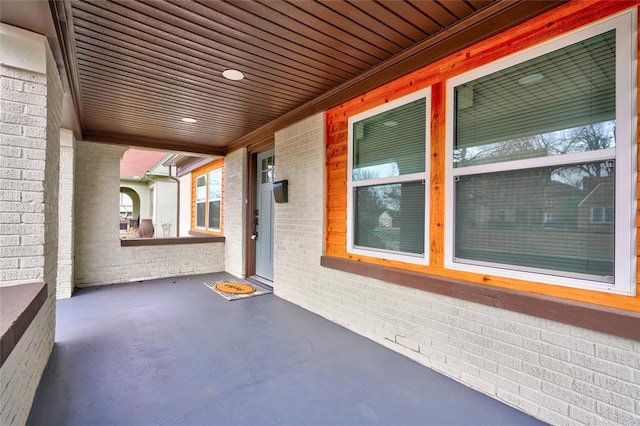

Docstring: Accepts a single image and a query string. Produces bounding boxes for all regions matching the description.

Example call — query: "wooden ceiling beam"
[83,132,226,157]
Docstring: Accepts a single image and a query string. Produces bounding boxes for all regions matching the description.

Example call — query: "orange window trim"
[325,0,640,313]
[191,158,225,235]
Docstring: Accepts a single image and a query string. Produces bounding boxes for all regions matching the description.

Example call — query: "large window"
[446,12,636,294]
[347,89,430,264]
[195,175,206,228]
[208,169,222,231]
[194,164,223,233]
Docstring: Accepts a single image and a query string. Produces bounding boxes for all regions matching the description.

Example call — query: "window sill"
[120,235,224,246]
[320,256,640,341]
[188,230,223,237]
[0,282,48,367]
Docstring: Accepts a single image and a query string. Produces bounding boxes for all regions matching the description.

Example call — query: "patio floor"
[28,273,544,425]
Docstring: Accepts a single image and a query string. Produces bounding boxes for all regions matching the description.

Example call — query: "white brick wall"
[74,141,225,287]
[0,297,55,426]
[273,113,640,425]
[224,148,247,278]
[0,25,62,426]
[178,172,191,237]
[56,129,74,298]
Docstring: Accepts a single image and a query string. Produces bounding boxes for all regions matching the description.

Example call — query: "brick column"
[224,148,247,278]
[57,129,75,299]
[0,23,63,425]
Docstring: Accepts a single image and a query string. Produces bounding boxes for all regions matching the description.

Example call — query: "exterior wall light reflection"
[181,118,197,123]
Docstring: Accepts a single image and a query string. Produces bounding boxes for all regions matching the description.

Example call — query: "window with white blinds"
[195,175,206,229]
[208,169,222,231]
[347,89,430,264]
[446,11,636,294]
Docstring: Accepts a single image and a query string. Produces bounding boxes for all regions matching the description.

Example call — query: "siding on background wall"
[326,0,640,312]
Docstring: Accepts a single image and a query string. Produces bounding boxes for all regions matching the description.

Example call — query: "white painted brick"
[0,234,19,246]
[22,213,44,223]
[23,125,46,138]
[21,191,44,203]
[572,379,636,412]
[0,212,20,223]
[520,386,570,415]
[1,100,25,115]
[593,373,640,400]
[541,329,596,355]
[1,191,21,202]
[0,122,22,135]
[0,89,46,107]
[1,77,24,92]
[0,134,45,149]
[569,405,615,426]
[1,111,46,127]
[0,145,22,157]
[596,402,640,425]
[0,258,19,269]
[0,167,21,179]
[24,104,45,117]
[595,345,640,369]
[21,234,44,245]
[23,82,46,95]
[522,337,571,361]
[572,351,635,381]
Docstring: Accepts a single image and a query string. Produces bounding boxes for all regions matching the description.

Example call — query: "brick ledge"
[120,236,224,246]
[320,256,640,341]
[0,282,47,367]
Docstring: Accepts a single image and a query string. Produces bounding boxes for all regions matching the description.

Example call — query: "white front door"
[255,149,275,281]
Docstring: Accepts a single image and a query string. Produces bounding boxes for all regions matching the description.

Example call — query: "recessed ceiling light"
[181,118,197,123]
[383,120,398,127]
[223,69,244,81]
[518,73,544,85]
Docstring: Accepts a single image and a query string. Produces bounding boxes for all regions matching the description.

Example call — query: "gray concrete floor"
[28,273,545,426]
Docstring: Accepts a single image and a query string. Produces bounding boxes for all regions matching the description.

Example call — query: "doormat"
[204,279,272,301]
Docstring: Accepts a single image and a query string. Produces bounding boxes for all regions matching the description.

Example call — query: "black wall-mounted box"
[273,180,288,203]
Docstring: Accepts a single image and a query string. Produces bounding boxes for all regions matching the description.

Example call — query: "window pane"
[208,169,221,199]
[455,161,614,280]
[454,30,615,167]
[196,175,206,202]
[196,203,205,228]
[353,98,426,180]
[208,200,220,230]
[355,181,425,255]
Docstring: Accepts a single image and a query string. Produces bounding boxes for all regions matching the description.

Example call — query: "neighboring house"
[119,149,179,238]
[2,2,640,426]
[578,181,616,229]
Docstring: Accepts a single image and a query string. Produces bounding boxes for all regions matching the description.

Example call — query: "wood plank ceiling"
[50,0,565,155]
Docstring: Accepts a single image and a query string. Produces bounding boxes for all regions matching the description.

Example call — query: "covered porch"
[27,272,541,425]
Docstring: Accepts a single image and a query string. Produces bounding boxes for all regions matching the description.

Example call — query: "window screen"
[349,91,429,261]
[454,30,615,167]
[455,161,614,280]
[196,175,206,228]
